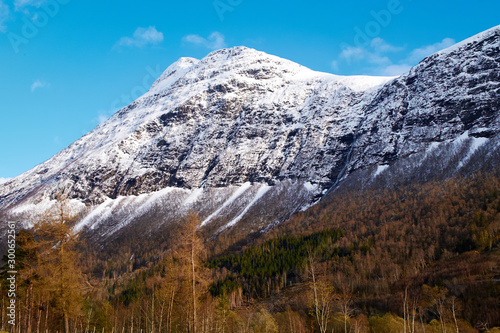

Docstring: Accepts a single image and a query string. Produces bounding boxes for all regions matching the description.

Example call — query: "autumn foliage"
[1,171,499,332]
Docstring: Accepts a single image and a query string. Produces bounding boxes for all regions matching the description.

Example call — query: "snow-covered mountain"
[1,26,499,242]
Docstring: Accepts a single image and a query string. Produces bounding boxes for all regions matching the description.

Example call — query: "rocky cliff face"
[1,26,499,241]
[351,27,500,171]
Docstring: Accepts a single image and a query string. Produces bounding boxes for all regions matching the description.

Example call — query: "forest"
[0,169,499,333]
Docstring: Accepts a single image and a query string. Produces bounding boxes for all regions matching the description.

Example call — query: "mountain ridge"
[1,26,499,243]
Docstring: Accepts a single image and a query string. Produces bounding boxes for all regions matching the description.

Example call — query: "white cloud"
[14,0,44,10]
[182,32,226,50]
[94,107,117,125]
[370,37,404,53]
[12,0,50,23]
[31,79,49,92]
[98,114,109,124]
[339,46,366,62]
[334,37,456,76]
[13,0,44,17]
[366,53,391,66]
[381,64,412,76]
[378,38,455,75]
[339,44,392,66]
[115,26,164,49]
[407,38,456,63]
[96,111,113,124]
[0,1,10,33]
[331,60,339,71]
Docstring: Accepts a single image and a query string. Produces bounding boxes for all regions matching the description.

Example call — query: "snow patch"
[470,137,489,152]
[104,187,178,235]
[373,165,389,178]
[149,57,200,95]
[74,187,179,233]
[337,75,395,92]
[303,182,317,192]
[219,184,271,231]
[425,141,441,154]
[74,197,122,232]
[183,186,204,206]
[0,178,12,185]
[11,198,86,228]
[201,182,252,226]
[456,136,489,170]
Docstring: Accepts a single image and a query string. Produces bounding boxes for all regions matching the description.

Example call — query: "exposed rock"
[0,26,499,243]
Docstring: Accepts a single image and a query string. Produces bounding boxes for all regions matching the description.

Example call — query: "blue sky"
[0,0,499,180]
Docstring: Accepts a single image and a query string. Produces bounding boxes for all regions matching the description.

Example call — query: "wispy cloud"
[182,32,226,50]
[95,110,113,125]
[334,37,456,76]
[13,0,44,10]
[339,46,366,62]
[31,79,49,92]
[331,60,339,71]
[339,44,393,66]
[381,64,413,76]
[406,38,456,64]
[339,38,402,67]
[115,26,164,49]
[98,114,109,124]
[0,1,10,33]
[370,37,404,53]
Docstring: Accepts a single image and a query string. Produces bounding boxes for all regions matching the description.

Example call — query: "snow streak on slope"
[201,182,252,226]
[454,132,489,170]
[219,184,272,231]
[373,165,389,178]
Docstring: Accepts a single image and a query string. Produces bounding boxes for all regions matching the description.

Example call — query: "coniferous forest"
[1,170,500,333]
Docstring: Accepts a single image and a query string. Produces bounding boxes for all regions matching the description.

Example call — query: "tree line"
[0,170,499,332]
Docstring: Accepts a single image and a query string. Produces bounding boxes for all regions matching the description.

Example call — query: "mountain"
[1,26,499,244]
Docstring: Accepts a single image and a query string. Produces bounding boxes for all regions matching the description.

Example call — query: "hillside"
[1,26,499,248]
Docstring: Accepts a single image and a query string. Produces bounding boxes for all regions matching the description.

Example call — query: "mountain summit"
[1,26,500,242]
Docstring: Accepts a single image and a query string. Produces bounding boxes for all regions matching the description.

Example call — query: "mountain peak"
[150,57,200,93]
[205,45,256,57]
[147,46,317,97]
[199,45,306,71]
